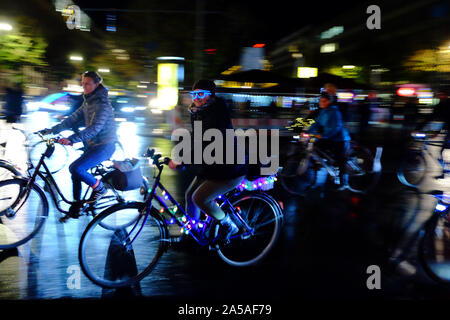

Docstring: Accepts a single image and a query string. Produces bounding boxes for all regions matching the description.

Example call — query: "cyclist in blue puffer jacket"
[39,71,117,203]
[307,92,351,190]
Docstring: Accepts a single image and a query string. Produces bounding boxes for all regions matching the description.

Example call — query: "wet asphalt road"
[0,113,450,301]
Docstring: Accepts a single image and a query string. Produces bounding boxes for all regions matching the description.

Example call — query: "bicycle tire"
[418,213,450,286]
[0,178,49,249]
[346,144,380,193]
[397,151,427,188]
[217,191,283,267]
[280,153,317,196]
[79,201,168,288]
[0,160,21,181]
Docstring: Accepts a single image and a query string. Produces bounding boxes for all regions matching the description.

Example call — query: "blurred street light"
[0,23,13,31]
[98,68,110,73]
[70,55,83,61]
[342,65,356,69]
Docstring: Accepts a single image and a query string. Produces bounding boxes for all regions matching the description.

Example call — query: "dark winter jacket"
[188,96,248,180]
[51,84,117,148]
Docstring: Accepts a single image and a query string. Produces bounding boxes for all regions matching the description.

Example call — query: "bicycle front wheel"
[79,201,168,288]
[0,160,21,181]
[419,213,450,286]
[217,192,283,267]
[280,153,316,195]
[29,140,69,174]
[0,178,49,249]
[397,151,426,188]
[346,145,379,193]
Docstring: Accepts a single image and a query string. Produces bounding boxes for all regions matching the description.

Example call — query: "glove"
[38,128,52,135]
[57,138,73,146]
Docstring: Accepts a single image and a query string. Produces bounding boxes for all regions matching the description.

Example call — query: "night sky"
[72,0,361,46]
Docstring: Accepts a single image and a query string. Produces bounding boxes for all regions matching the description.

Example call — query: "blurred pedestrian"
[359,91,376,138]
[2,83,23,123]
[403,96,419,131]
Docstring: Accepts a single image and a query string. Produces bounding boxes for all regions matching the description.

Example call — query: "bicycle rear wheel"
[217,192,283,266]
[397,151,426,188]
[419,213,450,286]
[79,201,168,288]
[0,178,49,249]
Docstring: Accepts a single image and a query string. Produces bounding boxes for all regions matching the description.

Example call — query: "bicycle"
[28,129,126,175]
[78,148,283,288]
[0,132,148,249]
[280,132,382,195]
[418,190,450,287]
[397,131,448,188]
[0,119,26,180]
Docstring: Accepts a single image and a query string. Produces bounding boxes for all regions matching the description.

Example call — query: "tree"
[0,31,48,85]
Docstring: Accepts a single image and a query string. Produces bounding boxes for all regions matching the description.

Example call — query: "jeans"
[185,175,246,221]
[69,142,116,200]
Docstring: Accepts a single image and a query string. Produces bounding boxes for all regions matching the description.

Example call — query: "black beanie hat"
[192,79,216,95]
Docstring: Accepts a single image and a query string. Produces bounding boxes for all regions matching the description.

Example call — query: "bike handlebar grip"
[146,148,155,158]
[163,157,171,165]
[429,190,444,196]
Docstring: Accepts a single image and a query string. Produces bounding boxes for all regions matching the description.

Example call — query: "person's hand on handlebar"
[37,128,52,136]
[57,138,73,146]
[168,159,181,170]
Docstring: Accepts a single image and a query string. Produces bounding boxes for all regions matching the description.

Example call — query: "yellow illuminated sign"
[297,67,318,78]
[157,63,178,110]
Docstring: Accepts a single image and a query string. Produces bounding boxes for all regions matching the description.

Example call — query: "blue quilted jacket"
[51,84,117,148]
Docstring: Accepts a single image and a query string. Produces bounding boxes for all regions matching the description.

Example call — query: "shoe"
[216,214,239,243]
[87,183,107,204]
[336,174,349,191]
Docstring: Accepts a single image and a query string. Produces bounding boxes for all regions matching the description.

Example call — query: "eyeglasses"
[190,90,211,99]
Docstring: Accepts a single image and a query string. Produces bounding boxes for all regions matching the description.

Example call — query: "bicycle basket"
[102,158,143,191]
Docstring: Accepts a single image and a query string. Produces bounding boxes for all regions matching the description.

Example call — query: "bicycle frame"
[26,142,91,214]
[26,139,119,215]
[126,161,253,247]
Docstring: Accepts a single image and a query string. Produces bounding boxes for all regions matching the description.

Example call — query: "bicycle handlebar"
[427,190,450,204]
[144,147,185,171]
[34,131,69,146]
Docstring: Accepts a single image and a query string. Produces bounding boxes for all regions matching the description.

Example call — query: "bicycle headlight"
[436,203,448,212]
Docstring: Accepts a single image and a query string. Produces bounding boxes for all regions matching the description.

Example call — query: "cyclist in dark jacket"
[169,79,247,241]
[40,71,117,203]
